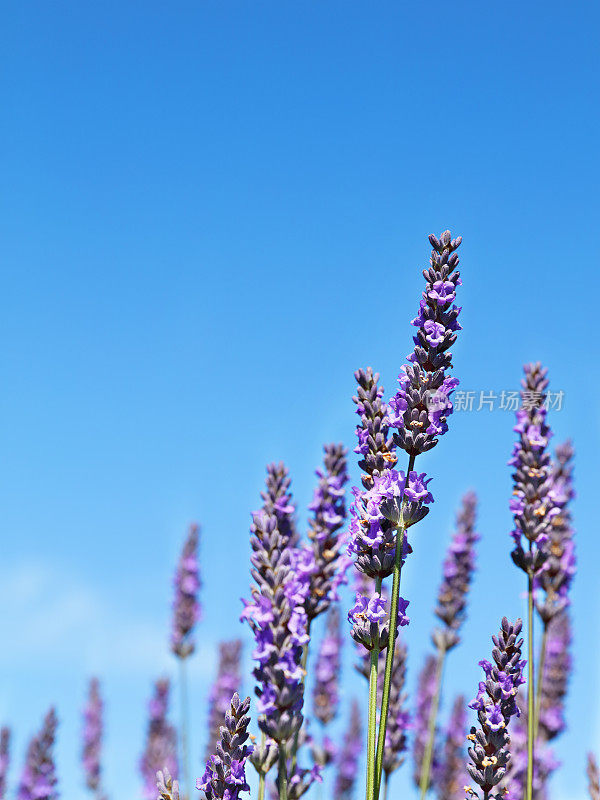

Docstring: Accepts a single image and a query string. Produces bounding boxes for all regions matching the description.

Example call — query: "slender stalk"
[534,623,548,740]
[418,645,447,799]
[179,656,191,800]
[382,772,390,800]
[278,741,288,800]
[258,773,265,800]
[374,453,415,798]
[366,647,379,800]
[526,572,535,800]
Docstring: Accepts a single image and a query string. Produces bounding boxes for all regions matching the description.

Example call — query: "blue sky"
[1,1,598,798]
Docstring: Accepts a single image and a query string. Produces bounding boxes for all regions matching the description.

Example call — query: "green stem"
[278,741,288,800]
[374,453,415,799]
[258,773,265,800]
[418,645,447,799]
[382,772,390,800]
[534,623,548,740]
[366,647,380,800]
[526,572,535,800]
[179,657,191,800]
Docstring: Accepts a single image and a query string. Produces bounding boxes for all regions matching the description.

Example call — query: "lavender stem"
[179,658,191,800]
[374,453,415,799]
[534,622,548,740]
[527,573,535,800]
[418,644,447,799]
[278,742,288,800]
[367,648,379,800]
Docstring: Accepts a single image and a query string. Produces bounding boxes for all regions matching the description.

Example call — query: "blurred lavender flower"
[588,754,600,800]
[389,231,463,457]
[171,523,201,659]
[305,445,349,621]
[313,606,342,726]
[382,639,410,781]
[17,708,58,800]
[433,492,479,652]
[435,696,468,800]
[412,654,438,792]
[198,693,253,800]
[206,640,243,763]
[334,700,362,800]
[466,618,525,799]
[156,769,179,800]
[139,679,178,800]
[0,727,10,800]
[82,678,104,797]
[353,368,398,490]
[538,611,572,741]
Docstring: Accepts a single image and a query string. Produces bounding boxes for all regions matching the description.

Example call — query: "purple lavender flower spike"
[348,591,409,652]
[241,463,305,745]
[588,754,600,800]
[509,364,555,577]
[412,655,439,791]
[139,679,178,800]
[0,727,10,800]
[382,639,410,780]
[82,678,105,797]
[17,708,58,800]
[334,700,362,800]
[433,492,479,652]
[435,696,468,800]
[198,693,253,800]
[171,523,201,659]
[313,606,342,726]
[156,769,179,800]
[389,231,463,457]
[538,611,572,742]
[353,368,398,490]
[206,640,243,762]
[306,444,349,621]
[465,618,525,799]
[535,440,576,624]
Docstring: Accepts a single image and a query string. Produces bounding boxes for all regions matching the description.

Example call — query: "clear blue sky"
[1,2,598,799]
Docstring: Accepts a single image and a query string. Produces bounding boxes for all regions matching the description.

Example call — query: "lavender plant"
[198,693,253,800]
[206,640,243,763]
[0,727,9,800]
[588,754,600,800]
[82,678,105,799]
[157,769,179,800]
[139,679,178,800]
[435,695,468,800]
[17,708,58,800]
[412,654,439,794]
[311,606,342,769]
[334,700,363,800]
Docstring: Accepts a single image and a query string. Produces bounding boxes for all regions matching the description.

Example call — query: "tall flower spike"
[17,708,58,800]
[305,444,349,621]
[435,696,468,800]
[139,679,178,800]
[433,492,479,652]
[534,440,576,624]
[334,700,362,800]
[466,618,525,799]
[241,463,305,744]
[198,693,253,800]
[171,523,201,659]
[588,754,600,800]
[389,231,463,457]
[206,640,243,762]
[538,611,572,743]
[313,606,342,726]
[82,678,104,797]
[353,368,398,490]
[412,654,439,791]
[0,727,10,800]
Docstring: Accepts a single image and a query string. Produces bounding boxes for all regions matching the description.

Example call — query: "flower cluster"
[509,363,555,576]
[305,444,349,621]
[353,368,397,489]
[434,695,468,800]
[206,640,243,762]
[17,708,58,800]
[412,654,439,791]
[171,524,201,659]
[0,727,10,800]
[466,618,525,798]
[198,693,253,800]
[333,700,362,800]
[312,606,342,726]
[156,769,179,800]
[81,678,104,796]
[389,231,462,457]
[348,591,409,652]
[433,492,479,652]
[139,679,177,800]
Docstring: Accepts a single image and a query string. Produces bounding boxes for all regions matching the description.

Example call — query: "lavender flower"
[382,639,410,779]
[389,231,463,457]
[0,727,10,800]
[241,463,306,743]
[466,618,525,799]
[156,769,179,800]
[353,368,398,490]
[82,678,104,796]
[588,754,600,800]
[435,696,468,800]
[509,364,555,576]
[312,606,342,726]
[198,693,253,800]
[139,679,178,800]
[305,444,349,621]
[171,523,201,659]
[534,440,576,624]
[433,492,479,652]
[348,590,409,652]
[334,700,362,800]
[206,640,243,762]
[17,708,58,800]
[412,654,439,791]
